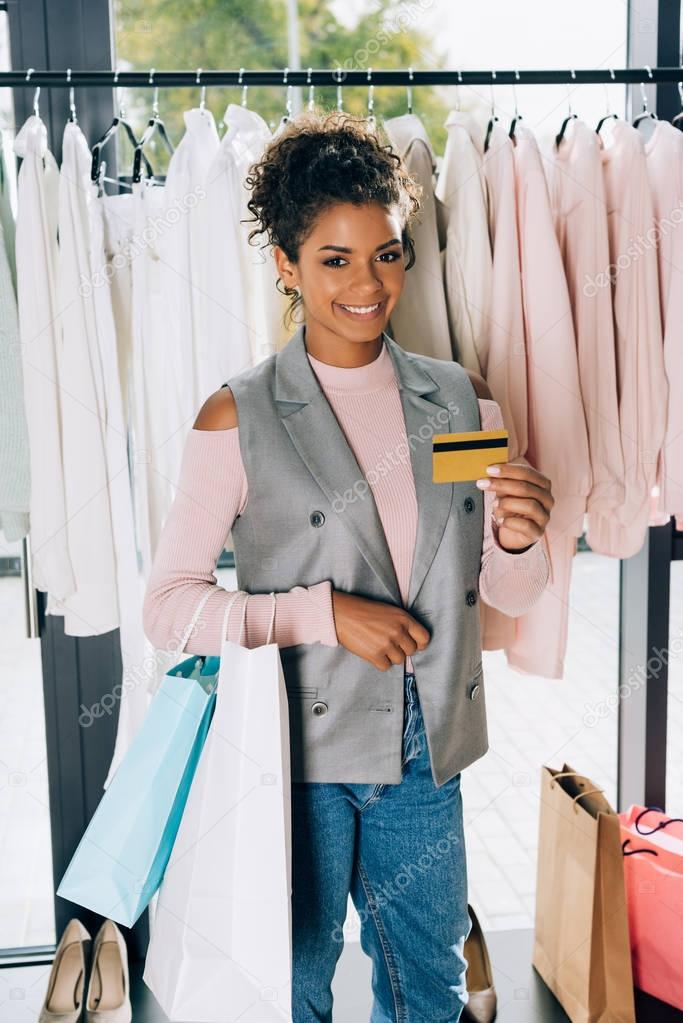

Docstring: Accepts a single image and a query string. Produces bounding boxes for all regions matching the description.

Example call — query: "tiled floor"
[3,930,680,1022]
[2,930,573,1022]
[1,548,682,950]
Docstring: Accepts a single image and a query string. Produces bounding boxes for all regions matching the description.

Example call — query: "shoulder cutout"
[464,368,493,401]
[193,385,239,430]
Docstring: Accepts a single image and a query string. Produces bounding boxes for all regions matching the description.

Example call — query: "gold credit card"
[432,428,509,483]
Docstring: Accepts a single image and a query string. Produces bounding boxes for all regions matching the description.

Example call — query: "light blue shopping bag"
[57,590,222,927]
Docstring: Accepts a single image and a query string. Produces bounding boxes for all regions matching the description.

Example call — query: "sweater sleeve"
[142,427,339,656]
[477,399,551,616]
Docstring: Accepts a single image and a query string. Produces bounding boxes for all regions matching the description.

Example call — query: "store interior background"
[0,0,682,1018]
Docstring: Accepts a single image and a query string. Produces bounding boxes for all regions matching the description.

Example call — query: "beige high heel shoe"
[84,920,132,1022]
[38,917,90,1022]
[462,903,497,1022]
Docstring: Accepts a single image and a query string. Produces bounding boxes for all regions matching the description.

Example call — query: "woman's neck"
[306,333,395,393]
[302,321,385,368]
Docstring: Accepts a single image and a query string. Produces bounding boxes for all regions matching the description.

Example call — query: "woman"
[143,109,553,1022]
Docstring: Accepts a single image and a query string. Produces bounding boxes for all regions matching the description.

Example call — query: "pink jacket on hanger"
[482,121,528,463]
[512,123,592,538]
[545,120,625,531]
[504,123,592,680]
[586,121,668,558]
[436,109,493,376]
[644,120,683,527]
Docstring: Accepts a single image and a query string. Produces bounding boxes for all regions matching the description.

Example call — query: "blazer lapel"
[383,334,458,609]
[274,325,459,610]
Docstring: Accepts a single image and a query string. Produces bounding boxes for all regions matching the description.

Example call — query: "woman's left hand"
[476,462,554,553]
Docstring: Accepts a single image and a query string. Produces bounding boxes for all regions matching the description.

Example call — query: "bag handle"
[549,771,605,813]
[570,788,604,813]
[266,591,277,645]
[622,838,659,857]
[221,590,277,647]
[221,590,245,646]
[634,806,683,836]
[178,587,216,655]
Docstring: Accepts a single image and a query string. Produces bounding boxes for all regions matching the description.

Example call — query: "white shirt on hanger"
[220,103,289,364]
[156,106,220,418]
[129,176,183,579]
[14,114,75,603]
[56,120,120,636]
[200,109,256,392]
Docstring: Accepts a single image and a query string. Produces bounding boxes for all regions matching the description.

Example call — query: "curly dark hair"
[243,106,423,329]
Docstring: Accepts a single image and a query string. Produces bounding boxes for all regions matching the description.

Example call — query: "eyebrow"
[317,238,402,254]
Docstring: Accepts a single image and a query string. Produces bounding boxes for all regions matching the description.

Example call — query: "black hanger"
[596,69,618,135]
[555,112,577,147]
[91,71,152,185]
[91,115,152,184]
[508,70,522,142]
[632,67,658,130]
[483,71,498,153]
[555,70,578,148]
[596,111,618,134]
[132,69,175,184]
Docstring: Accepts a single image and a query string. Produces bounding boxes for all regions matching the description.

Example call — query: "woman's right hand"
[331,591,431,671]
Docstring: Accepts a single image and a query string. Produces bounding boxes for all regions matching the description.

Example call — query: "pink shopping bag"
[619,806,683,1011]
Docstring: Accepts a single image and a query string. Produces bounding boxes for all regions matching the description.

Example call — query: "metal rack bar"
[616,0,681,816]
[1,66,682,88]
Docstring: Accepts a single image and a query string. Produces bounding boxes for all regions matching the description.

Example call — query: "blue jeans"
[291,672,472,1022]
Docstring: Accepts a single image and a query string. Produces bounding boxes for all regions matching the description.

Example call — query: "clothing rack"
[1,66,682,87]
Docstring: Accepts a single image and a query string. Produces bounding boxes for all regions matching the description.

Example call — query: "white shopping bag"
[143,591,292,1022]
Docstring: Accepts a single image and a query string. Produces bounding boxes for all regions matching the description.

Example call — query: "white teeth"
[340,302,380,313]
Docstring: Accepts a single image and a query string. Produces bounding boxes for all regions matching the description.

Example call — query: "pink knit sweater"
[142,338,550,671]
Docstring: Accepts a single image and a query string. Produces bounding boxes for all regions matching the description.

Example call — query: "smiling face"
[274,201,407,353]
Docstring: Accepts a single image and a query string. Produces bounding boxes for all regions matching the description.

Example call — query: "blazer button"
[470,683,481,701]
[310,510,325,528]
[311,701,328,716]
[466,589,477,607]
[464,496,475,513]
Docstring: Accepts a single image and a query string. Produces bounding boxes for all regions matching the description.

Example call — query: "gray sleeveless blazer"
[225,324,487,788]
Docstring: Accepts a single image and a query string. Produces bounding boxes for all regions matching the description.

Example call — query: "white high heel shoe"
[38,917,90,1023]
[84,920,132,1022]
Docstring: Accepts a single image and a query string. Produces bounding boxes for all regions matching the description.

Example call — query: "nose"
[348,261,385,295]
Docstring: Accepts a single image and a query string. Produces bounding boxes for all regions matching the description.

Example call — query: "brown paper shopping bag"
[532,763,636,1023]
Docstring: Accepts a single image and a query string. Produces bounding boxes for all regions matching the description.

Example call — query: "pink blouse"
[142,338,550,672]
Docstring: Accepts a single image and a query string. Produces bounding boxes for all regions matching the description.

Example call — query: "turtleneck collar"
[306,336,397,393]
